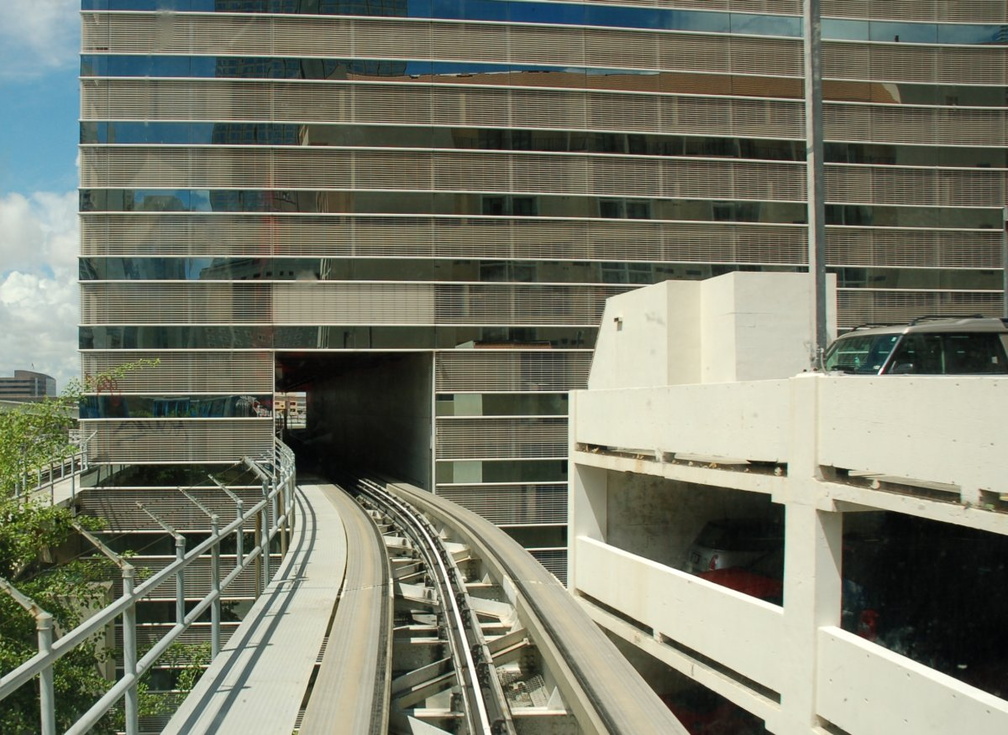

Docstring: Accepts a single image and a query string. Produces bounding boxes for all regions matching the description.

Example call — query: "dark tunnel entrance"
[275,352,433,489]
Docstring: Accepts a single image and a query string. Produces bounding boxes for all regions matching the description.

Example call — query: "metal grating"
[115,624,240,653]
[825,103,1007,147]
[529,549,567,585]
[81,282,271,325]
[837,290,1005,329]
[826,228,1003,270]
[83,12,803,79]
[822,1,1007,23]
[437,483,567,525]
[77,485,264,532]
[826,165,1007,208]
[83,282,617,327]
[436,417,568,460]
[82,77,806,138]
[825,43,1007,87]
[81,214,808,265]
[80,351,274,393]
[81,419,274,464]
[116,556,259,599]
[435,351,592,392]
[80,147,807,202]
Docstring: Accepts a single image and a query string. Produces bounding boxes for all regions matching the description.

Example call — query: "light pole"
[804,0,827,365]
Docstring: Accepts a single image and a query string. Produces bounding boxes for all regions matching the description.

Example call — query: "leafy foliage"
[0,360,160,731]
[0,359,158,498]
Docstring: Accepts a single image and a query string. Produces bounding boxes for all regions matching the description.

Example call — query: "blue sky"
[0,0,80,391]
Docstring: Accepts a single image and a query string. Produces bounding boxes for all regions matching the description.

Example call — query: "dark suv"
[822,316,1008,375]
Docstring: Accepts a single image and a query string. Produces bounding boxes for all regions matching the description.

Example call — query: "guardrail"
[0,438,296,735]
[16,431,95,505]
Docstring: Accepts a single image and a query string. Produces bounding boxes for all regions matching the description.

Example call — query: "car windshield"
[823,333,900,374]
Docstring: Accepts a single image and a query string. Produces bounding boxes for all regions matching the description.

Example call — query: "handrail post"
[236,498,244,567]
[37,612,55,735]
[210,514,221,659]
[209,476,244,567]
[175,534,186,625]
[122,569,139,735]
[260,478,270,590]
[270,477,279,549]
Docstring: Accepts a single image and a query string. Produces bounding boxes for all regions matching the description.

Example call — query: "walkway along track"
[168,476,684,734]
[164,482,392,735]
[299,484,394,734]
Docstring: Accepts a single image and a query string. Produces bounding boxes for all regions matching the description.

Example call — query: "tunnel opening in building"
[275,352,433,490]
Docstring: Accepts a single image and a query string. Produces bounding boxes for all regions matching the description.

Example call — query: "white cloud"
[0,190,79,392]
[0,0,79,78]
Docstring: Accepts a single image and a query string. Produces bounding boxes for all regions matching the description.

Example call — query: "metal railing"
[0,438,297,735]
[17,430,95,505]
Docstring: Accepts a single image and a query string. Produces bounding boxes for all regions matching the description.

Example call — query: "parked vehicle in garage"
[822,316,1008,375]
[686,518,783,574]
[697,548,784,604]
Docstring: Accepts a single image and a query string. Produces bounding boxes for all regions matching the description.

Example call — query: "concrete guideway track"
[300,483,394,734]
[386,481,689,735]
[356,478,517,735]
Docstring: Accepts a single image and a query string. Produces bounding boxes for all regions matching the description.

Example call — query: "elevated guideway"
[386,481,687,735]
[163,475,685,734]
[164,482,391,735]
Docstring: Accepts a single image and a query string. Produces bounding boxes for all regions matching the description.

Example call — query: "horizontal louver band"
[80,215,1003,270]
[436,416,568,459]
[435,350,591,392]
[80,282,622,326]
[822,0,1007,24]
[81,146,1008,207]
[437,483,567,525]
[79,147,807,202]
[82,13,804,78]
[81,418,275,463]
[837,289,1004,329]
[81,79,1007,147]
[82,12,1007,85]
[81,351,274,393]
[77,485,264,532]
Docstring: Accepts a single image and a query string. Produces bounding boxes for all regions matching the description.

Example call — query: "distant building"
[0,370,56,402]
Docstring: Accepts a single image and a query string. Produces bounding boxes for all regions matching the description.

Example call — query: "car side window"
[889,333,1008,374]
[889,334,943,374]
[941,333,1008,374]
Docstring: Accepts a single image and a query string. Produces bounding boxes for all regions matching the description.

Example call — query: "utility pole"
[804,0,828,365]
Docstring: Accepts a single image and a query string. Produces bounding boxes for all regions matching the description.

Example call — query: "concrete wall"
[570,273,1008,734]
[606,473,779,571]
[587,273,836,390]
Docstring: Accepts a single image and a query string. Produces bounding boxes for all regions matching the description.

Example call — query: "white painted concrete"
[587,272,836,390]
[569,276,1008,735]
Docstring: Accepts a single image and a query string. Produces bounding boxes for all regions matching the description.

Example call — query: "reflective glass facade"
[80,1,1008,580]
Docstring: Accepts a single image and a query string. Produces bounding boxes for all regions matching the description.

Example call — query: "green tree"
[0,360,159,732]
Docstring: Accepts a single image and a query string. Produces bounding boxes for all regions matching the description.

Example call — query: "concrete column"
[568,391,608,593]
[770,374,843,734]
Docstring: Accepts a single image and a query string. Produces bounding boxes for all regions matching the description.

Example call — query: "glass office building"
[80,1,1007,579]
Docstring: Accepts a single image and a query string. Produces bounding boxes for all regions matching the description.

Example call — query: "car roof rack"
[847,322,901,331]
[908,314,986,325]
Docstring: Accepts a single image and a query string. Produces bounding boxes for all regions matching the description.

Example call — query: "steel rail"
[355,478,515,735]
[386,481,690,735]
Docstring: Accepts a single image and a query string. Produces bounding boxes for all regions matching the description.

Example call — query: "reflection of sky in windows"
[81,0,1007,46]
